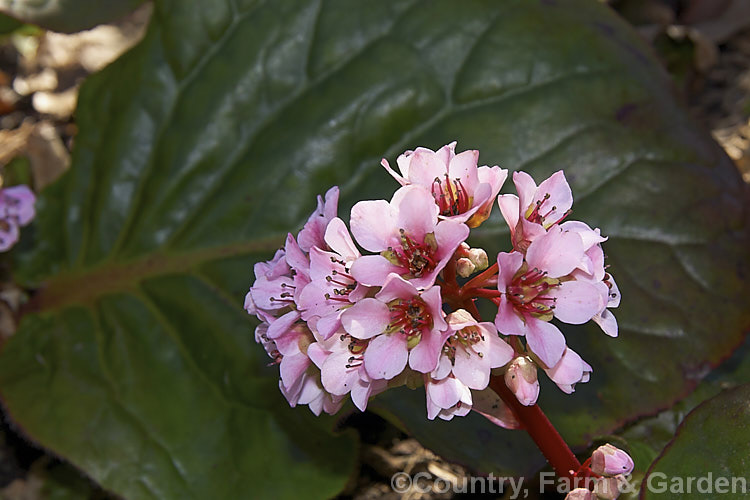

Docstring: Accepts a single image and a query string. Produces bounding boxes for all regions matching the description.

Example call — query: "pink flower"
[560,220,620,338]
[256,321,343,415]
[494,227,609,367]
[340,274,448,380]
[591,444,634,476]
[424,375,472,420]
[298,217,369,339]
[0,185,36,251]
[504,356,540,406]
[543,347,592,394]
[309,333,388,411]
[349,185,469,289]
[497,170,572,252]
[432,309,514,390]
[297,186,339,253]
[423,311,514,420]
[382,142,507,227]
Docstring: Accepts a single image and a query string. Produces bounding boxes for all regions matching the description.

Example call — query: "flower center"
[324,258,357,303]
[432,174,471,216]
[442,326,485,362]
[524,193,570,229]
[387,296,432,348]
[506,264,560,320]
[382,229,438,279]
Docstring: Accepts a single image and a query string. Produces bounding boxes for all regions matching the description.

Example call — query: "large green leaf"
[0,0,748,495]
[0,0,146,33]
[641,384,750,499]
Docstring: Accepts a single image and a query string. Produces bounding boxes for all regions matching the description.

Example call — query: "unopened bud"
[456,257,476,278]
[467,247,488,271]
[565,488,594,500]
[593,475,627,500]
[591,444,634,476]
[504,356,539,406]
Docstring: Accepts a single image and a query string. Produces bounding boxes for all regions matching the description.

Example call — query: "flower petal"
[350,199,395,252]
[494,295,527,336]
[340,298,390,339]
[324,217,360,260]
[496,251,524,290]
[410,329,451,373]
[525,226,584,278]
[364,334,408,380]
[525,317,566,368]
[548,280,608,325]
[350,254,402,287]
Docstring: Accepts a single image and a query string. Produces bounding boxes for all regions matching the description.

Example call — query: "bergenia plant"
[245,143,632,497]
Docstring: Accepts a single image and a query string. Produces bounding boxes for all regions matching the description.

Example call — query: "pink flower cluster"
[0,185,35,251]
[244,142,619,424]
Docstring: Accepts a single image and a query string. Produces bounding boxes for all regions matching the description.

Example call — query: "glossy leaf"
[0,0,146,33]
[641,384,750,499]
[0,0,747,493]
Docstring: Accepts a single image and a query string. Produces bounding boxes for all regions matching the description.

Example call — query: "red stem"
[460,262,498,296]
[489,376,581,480]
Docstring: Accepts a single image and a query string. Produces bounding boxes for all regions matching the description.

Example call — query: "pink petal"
[425,376,464,409]
[2,185,35,225]
[393,185,438,240]
[306,342,330,369]
[494,295,527,336]
[285,233,309,276]
[525,226,584,278]
[525,317,566,368]
[409,329,451,373]
[548,280,608,325]
[381,158,408,186]
[321,351,360,395]
[483,324,514,368]
[406,150,449,187]
[421,286,447,332]
[496,251,524,290]
[324,217,360,260]
[533,170,572,225]
[544,347,591,394]
[447,149,480,190]
[560,221,606,250]
[340,298,390,339]
[364,333,409,380]
[434,142,456,166]
[280,353,310,391]
[592,309,618,337]
[512,171,538,213]
[453,345,491,390]
[432,354,453,380]
[314,311,343,340]
[477,165,508,199]
[497,193,520,232]
[350,255,402,287]
[350,199,395,252]
[267,310,301,339]
[375,274,419,302]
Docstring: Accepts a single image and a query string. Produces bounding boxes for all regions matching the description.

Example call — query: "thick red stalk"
[489,376,581,480]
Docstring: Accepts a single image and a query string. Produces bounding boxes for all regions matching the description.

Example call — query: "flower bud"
[467,247,489,271]
[591,444,634,476]
[565,488,594,500]
[456,257,476,278]
[504,356,540,406]
[593,475,628,500]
